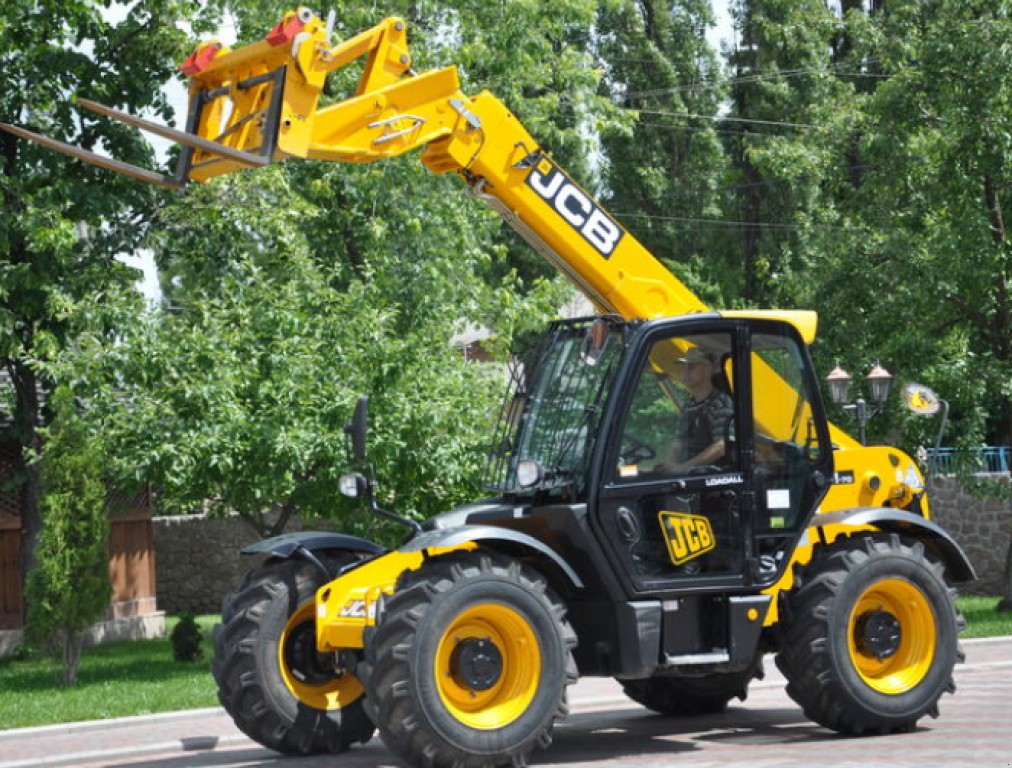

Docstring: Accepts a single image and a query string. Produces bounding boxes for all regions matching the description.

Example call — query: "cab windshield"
[485,318,625,496]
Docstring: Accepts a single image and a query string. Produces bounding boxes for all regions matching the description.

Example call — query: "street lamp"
[825,362,894,445]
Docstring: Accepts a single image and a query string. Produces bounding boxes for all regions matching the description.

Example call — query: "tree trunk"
[63,630,84,686]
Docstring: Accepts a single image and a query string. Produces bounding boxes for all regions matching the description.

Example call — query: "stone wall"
[154,481,1012,615]
[153,513,314,615]
[926,475,1012,596]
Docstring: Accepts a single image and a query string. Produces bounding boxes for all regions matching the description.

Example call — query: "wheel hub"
[450,637,504,692]
[855,609,902,660]
[284,620,337,685]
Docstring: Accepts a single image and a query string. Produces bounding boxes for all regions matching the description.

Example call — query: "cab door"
[595,323,748,594]
[746,322,834,585]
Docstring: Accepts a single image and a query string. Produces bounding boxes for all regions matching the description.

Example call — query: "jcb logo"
[659,511,715,565]
[338,599,367,618]
[526,159,625,258]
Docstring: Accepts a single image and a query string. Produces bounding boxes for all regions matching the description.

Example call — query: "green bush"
[169,612,204,662]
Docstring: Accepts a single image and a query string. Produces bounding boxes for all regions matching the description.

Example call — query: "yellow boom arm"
[1,7,926,513]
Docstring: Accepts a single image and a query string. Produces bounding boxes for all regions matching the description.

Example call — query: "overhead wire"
[610,212,882,232]
[624,57,884,99]
[636,110,825,131]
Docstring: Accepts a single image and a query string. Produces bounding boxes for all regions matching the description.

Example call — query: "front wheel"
[212,555,375,754]
[359,550,578,768]
[777,533,964,735]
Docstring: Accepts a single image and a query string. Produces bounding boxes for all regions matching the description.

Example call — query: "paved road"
[2,638,1009,768]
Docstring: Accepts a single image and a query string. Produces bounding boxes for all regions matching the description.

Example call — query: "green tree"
[747,0,1012,449]
[24,386,110,685]
[1,0,217,611]
[60,0,615,539]
[724,0,859,307]
[597,0,734,305]
[67,226,527,540]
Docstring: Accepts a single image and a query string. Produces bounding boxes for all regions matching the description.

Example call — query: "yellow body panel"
[315,544,475,651]
[315,549,424,650]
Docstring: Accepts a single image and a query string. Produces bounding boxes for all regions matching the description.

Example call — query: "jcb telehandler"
[3,8,976,767]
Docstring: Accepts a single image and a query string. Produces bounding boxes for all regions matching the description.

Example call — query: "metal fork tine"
[0,123,185,190]
[77,99,270,169]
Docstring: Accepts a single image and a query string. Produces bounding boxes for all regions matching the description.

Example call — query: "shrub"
[170,613,204,662]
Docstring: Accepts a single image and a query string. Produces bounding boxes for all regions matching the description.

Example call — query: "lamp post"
[825,362,894,445]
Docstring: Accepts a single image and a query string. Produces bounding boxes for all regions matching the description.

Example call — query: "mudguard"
[812,508,976,583]
[242,530,386,559]
[399,525,585,588]
[314,525,584,651]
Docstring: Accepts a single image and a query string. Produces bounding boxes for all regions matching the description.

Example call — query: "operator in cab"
[657,348,734,475]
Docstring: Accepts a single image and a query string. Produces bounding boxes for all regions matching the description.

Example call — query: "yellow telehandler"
[2,8,975,767]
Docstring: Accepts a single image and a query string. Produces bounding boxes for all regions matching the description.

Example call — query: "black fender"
[242,530,387,580]
[399,525,585,589]
[812,508,977,583]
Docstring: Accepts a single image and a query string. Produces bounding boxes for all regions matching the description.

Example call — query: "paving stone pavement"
[1,637,1009,768]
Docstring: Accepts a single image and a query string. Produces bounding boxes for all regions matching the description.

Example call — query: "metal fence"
[926,446,1011,475]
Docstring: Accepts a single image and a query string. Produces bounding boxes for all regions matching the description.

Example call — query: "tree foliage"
[724,0,1012,451]
[15,0,1012,560]
[63,1,617,538]
[0,0,219,601]
[24,387,110,685]
[598,0,734,305]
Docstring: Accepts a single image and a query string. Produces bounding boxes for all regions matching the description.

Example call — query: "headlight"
[516,460,543,488]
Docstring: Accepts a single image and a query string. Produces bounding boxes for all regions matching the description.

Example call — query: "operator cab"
[486,313,834,596]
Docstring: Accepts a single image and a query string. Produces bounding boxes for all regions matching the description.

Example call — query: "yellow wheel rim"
[279,602,364,710]
[435,603,542,730]
[847,578,937,694]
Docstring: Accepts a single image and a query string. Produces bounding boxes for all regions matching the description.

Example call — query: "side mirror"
[339,472,370,499]
[580,318,611,367]
[345,395,369,463]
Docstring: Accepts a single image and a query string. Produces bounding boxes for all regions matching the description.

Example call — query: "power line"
[637,109,825,130]
[634,121,792,139]
[626,57,884,99]
[613,212,888,233]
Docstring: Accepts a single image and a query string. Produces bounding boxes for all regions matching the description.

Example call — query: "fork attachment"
[0,7,471,188]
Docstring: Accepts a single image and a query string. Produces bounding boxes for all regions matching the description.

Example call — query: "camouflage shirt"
[680,389,734,461]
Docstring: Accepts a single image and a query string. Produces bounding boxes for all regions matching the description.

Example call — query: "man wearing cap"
[657,347,734,475]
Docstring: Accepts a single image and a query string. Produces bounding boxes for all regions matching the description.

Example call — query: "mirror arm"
[925,399,950,494]
[361,463,423,534]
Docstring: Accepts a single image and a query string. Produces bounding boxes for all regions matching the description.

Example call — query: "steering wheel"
[621,433,657,464]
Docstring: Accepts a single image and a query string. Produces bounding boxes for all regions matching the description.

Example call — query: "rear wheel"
[777,533,963,735]
[620,657,763,716]
[212,555,375,754]
[359,550,577,768]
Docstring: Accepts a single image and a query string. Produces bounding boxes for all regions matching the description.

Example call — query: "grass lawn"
[1,598,1009,731]
[0,615,219,730]
[957,595,1012,638]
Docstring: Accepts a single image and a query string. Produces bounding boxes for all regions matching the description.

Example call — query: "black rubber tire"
[776,533,965,735]
[211,555,375,755]
[620,656,764,716]
[358,550,578,768]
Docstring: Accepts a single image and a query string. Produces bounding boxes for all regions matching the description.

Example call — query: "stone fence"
[153,514,307,615]
[927,475,1011,596]
[154,479,1011,615]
